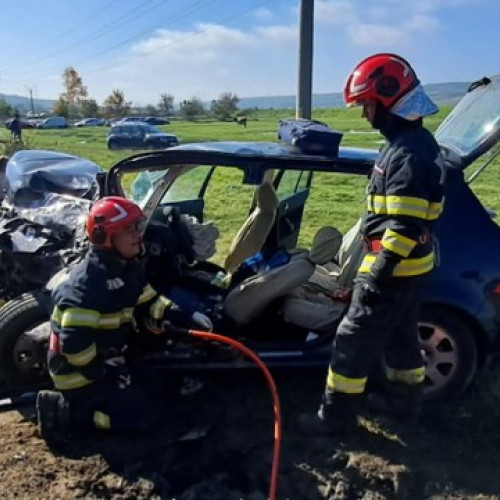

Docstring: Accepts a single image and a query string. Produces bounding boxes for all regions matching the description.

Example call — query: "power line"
[7,0,215,80]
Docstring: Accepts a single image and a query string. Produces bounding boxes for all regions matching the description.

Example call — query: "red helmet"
[343,53,419,109]
[86,196,145,247]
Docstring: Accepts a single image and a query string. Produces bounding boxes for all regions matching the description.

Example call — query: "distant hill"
[0,81,471,113]
[239,81,471,110]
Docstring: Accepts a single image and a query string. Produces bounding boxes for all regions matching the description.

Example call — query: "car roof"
[105,141,377,193]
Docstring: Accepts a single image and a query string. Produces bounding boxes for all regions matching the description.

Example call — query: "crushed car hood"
[5,150,102,201]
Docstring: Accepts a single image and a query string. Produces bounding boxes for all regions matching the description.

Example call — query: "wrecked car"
[0,150,101,301]
[0,75,500,404]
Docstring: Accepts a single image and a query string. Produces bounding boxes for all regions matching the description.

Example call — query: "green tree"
[210,92,239,121]
[53,97,69,117]
[103,90,131,117]
[179,97,204,121]
[80,99,99,117]
[144,104,158,116]
[0,99,14,119]
[60,67,88,118]
[158,93,175,116]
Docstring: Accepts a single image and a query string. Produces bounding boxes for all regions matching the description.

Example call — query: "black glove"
[359,277,381,307]
[369,250,401,284]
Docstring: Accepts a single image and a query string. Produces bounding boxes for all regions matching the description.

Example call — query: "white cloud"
[252,7,273,21]
[315,0,358,25]
[88,21,298,103]
[347,23,408,47]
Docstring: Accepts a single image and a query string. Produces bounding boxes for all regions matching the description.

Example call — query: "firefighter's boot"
[36,390,71,444]
[387,382,423,424]
[298,391,362,435]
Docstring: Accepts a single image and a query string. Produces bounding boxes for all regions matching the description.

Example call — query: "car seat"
[281,219,365,333]
[223,181,279,275]
[223,226,342,326]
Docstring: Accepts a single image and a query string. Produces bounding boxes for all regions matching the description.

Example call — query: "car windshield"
[435,76,500,158]
[144,124,161,134]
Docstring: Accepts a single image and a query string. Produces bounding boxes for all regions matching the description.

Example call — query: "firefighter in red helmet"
[37,196,212,442]
[300,54,446,433]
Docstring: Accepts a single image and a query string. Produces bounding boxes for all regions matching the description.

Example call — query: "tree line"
[45,66,242,122]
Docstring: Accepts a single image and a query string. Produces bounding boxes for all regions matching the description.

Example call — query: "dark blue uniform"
[327,120,445,395]
[48,247,189,432]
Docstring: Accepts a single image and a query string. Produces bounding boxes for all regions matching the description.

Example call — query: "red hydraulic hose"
[189,329,282,500]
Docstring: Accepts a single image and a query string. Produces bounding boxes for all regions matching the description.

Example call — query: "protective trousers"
[327,274,425,396]
[63,373,160,434]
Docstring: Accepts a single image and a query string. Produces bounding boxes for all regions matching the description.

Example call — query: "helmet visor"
[390,84,439,120]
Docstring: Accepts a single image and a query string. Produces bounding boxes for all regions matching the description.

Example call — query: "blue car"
[1,75,499,403]
[106,122,179,150]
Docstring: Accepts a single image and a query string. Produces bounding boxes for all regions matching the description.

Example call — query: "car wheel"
[419,305,478,401]
[108,140,119,150]
[0,293,51,393]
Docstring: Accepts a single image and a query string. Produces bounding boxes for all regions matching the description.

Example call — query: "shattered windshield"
[435,76,500,158]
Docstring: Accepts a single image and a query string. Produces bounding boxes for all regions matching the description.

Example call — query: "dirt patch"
[1,367,500,499]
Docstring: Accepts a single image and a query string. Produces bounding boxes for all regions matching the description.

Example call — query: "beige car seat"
[223,226,342,326]
[223,182,279,275]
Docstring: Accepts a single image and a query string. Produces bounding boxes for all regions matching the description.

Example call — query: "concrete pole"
[296,0,314,119]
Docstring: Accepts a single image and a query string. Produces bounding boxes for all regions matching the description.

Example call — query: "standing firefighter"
[300,53,445,433]
[37,196,212,442]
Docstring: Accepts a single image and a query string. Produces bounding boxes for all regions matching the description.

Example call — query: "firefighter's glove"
[104,357,131,389]
[191,311,213,331]
[144,318,164,335]
[360,278,381,307]
[369,250,400,284]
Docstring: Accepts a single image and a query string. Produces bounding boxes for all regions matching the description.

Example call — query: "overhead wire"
[5,0,212,81]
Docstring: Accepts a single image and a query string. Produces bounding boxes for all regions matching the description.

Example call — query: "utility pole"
[26,86,36,115]
[296,0,314,119]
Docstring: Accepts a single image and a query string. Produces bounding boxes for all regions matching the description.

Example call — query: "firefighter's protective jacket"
[359,121,445,278]
[48,248,187,391]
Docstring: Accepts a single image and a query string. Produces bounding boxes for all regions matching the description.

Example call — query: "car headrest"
[309,226,343,266]
[256,182,278,212]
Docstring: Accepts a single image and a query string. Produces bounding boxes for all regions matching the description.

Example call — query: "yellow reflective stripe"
[150,295,172,320]
[385,195,429,218]
[94,411,111,430]
[428,200,444,220]
[60,308,100,328]
[386,366,425,385]
[51,372,92,390]
[65,343,97,367]
[98,309,134,329]
[367,194,442,220]
[367,195,387,214]
[137,285,157,304]
[381,228,418,258]
[327,367,366,394]
[51,307,62,324]
[53,307,134,330]
[359,252,434,277]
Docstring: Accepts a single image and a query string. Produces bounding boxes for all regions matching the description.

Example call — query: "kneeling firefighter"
[300,53,446,434]
[37,196,213,441]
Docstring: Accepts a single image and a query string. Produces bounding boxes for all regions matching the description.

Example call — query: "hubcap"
[13,322,51,376]
[418,321,458,396]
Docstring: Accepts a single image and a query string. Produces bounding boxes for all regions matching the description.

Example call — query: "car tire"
[0,293,51,393]
[418,305,478,401]
[108,140,119,150]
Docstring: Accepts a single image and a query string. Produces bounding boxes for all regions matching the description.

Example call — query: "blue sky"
[0,0,498,106]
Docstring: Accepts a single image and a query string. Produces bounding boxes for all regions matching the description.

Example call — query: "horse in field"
[234,116,247,127]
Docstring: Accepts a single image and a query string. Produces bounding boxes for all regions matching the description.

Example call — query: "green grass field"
[3,107,500,255]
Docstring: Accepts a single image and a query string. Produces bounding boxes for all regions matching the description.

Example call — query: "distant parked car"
[36,117,68,129]
[143,116,170,125]
[5,118,36,130]
[106,122,179,150]
[119,116,145,124]
[74,118,105,127]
